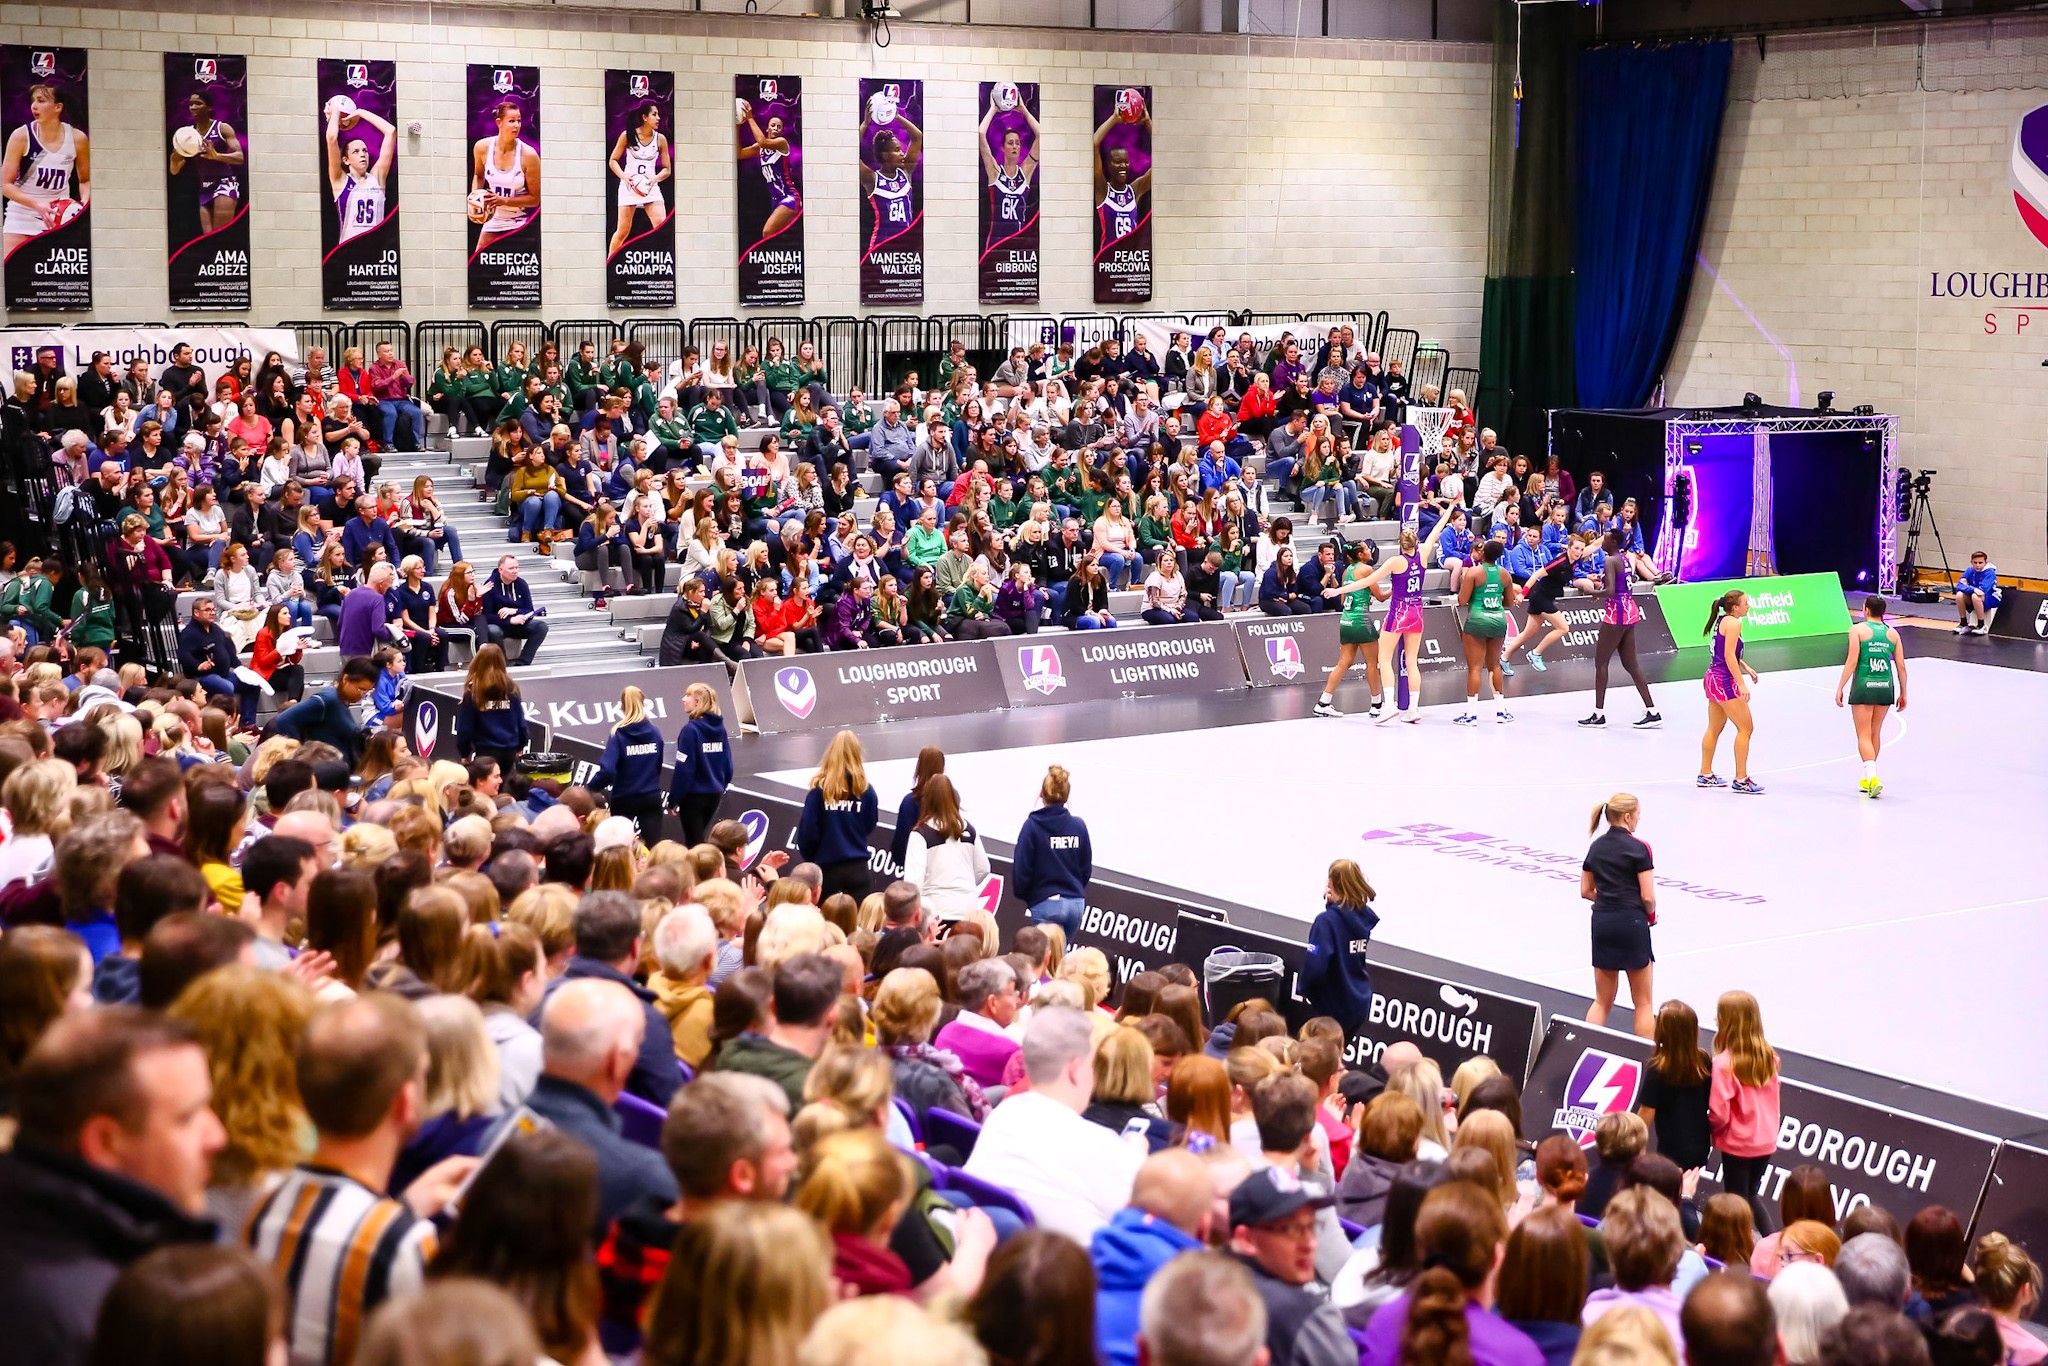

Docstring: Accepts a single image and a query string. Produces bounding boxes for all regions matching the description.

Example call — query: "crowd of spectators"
[0,703,2036,1366]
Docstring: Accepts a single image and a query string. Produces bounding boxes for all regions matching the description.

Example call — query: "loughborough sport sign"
[995,622,1245,707]
[1525,1019,1999,1220]
[739,642,1009,734]
[1172,911,1543,1084]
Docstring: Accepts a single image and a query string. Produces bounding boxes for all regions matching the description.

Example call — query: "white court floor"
[771,658,2048,1117]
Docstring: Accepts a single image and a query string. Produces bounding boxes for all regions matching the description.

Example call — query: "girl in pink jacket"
[1709,989,1782,1232]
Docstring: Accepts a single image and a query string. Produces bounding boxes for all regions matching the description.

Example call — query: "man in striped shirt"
[246,993,479,1366]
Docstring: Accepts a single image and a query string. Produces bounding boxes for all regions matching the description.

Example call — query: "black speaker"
[1672,472,1693,530]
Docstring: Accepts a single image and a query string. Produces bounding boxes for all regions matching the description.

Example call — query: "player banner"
[1,46,91,312]
[734,74,803,308]
[604,70,674,310]
[317,59,400,311]
[978,81,1040,304]
[857,78,922,306]
[738,642,1007,734]
[1091,83,1152,304]
[466,64,541,311]
[163,55,248,312]
[995,622,1247,708]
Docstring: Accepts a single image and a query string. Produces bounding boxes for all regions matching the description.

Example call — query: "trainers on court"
[1527,653,1547,672]
[1312,702,1343,718]
[1732,777,1765,795]
[1634,711,1663,729]
[1578,713,1607,728]
[1697,773,1725,787]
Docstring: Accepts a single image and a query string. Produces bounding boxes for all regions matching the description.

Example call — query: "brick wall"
[1663,42,2048,578]
[0,0,1491,365]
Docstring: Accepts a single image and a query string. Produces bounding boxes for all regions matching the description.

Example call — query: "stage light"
[1673,472,1694,529]
[1817,391,1835,413]
[1856,570,1869,584]
[1742,392,1763,417]
[1853,404,1875,416]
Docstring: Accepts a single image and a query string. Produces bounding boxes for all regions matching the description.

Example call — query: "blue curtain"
[1573,41,1732,410]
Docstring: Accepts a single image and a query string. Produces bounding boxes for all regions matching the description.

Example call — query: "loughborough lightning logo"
[1554,1050,1642,1149]
[774,666,816,718]
[2013,105,2048,250]
[736,809,771,870]
[1265,637,1303,679]
[1018,645,1066,694]
[411,701,439,760]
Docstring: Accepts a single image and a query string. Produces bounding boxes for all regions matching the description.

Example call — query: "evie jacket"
[455,691,527,756]
[796,785,880,866]
[669,714,733,802]
[594,720,666,800]
[1012,804,1093,904]
[1300,900,1381,1031]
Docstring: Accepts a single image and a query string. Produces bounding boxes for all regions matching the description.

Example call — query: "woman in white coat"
[900,774,990,924]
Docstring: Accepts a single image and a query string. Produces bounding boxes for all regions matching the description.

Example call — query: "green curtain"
[1478,0,1576,454]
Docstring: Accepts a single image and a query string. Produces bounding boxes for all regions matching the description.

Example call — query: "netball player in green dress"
[1312,541,1388,719]
[1455,540,1520,725]
[1835,595,1908,798]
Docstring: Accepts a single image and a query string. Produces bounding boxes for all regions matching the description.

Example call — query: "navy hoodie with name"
[796,784,879,866]
[593,719,666,801]
[1011,803,1093,904]
[454,690,527,756]
[669,713,733,802]
[1300,900,1380,1031]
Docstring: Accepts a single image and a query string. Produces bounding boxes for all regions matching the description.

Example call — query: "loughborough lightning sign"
[466,65,542,310]
[978,81,1040,304]
[1091,84,1152,304]
[164,55,248,312]
[604,70,674,309]
[857,78,923,306]
[0,46,90,312]
[735,75,804,308]
[317,59,399,310]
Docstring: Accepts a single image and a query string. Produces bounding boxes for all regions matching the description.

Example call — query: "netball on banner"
[735,74,804,308]
[857,77,923,306]
[466,64,542,311]
[604,69,674,309]
[316,58,400,310]
[163,54,249,312]
[1092,83,1153,304]
[978,80,1040,304]
[0,46,90,312]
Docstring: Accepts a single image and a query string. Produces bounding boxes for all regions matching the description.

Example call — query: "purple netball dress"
[1704,627,1743,703]
[1604,553,1642,627]
[1386,549,1427,634]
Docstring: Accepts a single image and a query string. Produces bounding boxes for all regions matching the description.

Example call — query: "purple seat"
[924,1107,982,1159]
[894,1096,925,1145]
[936,1164,1035,1226]
[1339,1216,1367,1241]
[614,1090,666,1150]
[677,1057,695,1083]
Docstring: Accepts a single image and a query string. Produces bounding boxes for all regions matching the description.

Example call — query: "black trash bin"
[1202,946,1286,1030]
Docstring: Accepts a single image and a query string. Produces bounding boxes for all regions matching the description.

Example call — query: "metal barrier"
[1063,313,1122,348]
[685,318,747,369]
[928,314,987,354]
[487,320,550,374]
[1379,326,1421,378]
[1411,343,1450,399]
[626,319,688,376]
[549,318,621,362]
[344,320,410,372]
[997,313,1059,350]
[751,317,825,377]
[821,317,869,396]
[1446,366,1481,408]
[414,320,488,381]
[278,320,344,367]
[876,315,929,393]
[1243,311,1301,330]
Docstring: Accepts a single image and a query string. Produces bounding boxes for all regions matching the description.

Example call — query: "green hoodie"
[712,1032,813,1114]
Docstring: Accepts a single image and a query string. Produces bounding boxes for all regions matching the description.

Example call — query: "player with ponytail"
[1698,589,1764,794]
[1322,514,1449,723]
[1364,1180,1539,1364]
[1835,595,1908,798]
[1582,793,1657,1038]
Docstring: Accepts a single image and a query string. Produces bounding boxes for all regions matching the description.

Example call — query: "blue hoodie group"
[1011,804,1093,904]
[1090,1208,1207,1366]
[593,719,666,801]
[1301,900,1381,1032]
[669,712,733,803]
[796,784,879,866]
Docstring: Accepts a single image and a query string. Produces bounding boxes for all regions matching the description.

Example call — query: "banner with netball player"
[316,59,399,311]
[466,64,542,311]
[1091,84,1152,304]
[163,54,248,312]
[0,46,90,312]
[857,78,922,306]
[977,80,1039,304]
[603,70,674,310]
[735,74,804,308]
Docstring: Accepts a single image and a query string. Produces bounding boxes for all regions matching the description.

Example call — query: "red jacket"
[1197,408,1239,447]
[105,533,171,590]
[752,597,790,637]
[1236,386,1277,423]
[338,367,375,407]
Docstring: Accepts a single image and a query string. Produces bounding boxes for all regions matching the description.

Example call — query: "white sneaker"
[1312,702,1343,718]
[1453,713,1478,726]
[1496,710,1515,724]
[1399,709,1420,724]
[1374,705,1398,725]
[1971,625,1990,636]
[1634,710,1664,729]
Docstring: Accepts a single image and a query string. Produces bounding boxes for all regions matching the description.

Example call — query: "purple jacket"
[933,1015,1021,1090]
[822,592,870,650]
[995,580,1044,621]
[336,583,389,657]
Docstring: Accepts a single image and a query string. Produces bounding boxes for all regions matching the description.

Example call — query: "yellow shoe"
[1868,777,1883,799]
[1857,776,1871,795]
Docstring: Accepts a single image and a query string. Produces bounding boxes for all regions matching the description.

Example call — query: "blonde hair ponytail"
[616,686,647,730]
[1589,792,1640,836]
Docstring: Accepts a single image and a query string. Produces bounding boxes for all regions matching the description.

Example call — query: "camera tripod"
[1899,475,1955,602]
